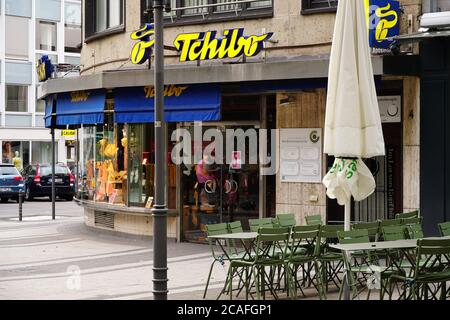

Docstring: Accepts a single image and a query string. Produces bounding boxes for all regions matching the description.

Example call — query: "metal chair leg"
[203,260,217,299]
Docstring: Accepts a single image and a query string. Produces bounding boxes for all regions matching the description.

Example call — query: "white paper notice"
[280,128,322,183]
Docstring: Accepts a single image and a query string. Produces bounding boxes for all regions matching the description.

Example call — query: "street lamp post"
[51,127,56,220]
[51,95,57,221]
[152,0,170,301]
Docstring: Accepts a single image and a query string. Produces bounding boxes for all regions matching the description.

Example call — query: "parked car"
[22,163,75,201]
[0,164,25,203]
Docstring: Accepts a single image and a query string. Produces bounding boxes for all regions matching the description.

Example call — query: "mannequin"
[12,151,22,170]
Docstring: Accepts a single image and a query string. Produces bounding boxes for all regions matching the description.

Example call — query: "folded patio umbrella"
[323,0,385,231]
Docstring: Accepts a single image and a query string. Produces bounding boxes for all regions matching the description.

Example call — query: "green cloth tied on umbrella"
[322,158,375,206]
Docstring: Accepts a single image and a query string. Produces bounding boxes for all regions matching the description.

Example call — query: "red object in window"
[34,166,41,183]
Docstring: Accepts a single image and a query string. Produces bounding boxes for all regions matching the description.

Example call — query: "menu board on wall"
[280,129,322,183]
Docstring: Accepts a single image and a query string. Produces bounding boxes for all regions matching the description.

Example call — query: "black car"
[22,164,75,201]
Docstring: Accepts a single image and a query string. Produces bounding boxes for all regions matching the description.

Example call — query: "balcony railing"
[301,0,338,14]
[144,0,273,25]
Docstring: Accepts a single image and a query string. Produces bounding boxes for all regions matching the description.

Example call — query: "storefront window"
[127,124,145,205]
[93,112,127,205]
[78,126,95,200]
[181,123,260,241]
[76,121,176,210]
[2,141,30,170]
[32,141,55,164]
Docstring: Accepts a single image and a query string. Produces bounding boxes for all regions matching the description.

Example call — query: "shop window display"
[2,141,30,169]
[127,123,176,209]
[94,116,127,205]
[127,123,145,205]
[78,126,96,200]
[76,120,177,210]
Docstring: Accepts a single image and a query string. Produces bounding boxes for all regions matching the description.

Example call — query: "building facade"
[39,0,426,240]
[0,0,81,172]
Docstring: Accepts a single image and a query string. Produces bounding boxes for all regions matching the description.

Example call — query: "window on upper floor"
[5,16,29,60]
[36,0,62,22]
[85,0,125,42]
[423,0,450,13]
[141,0,273,25]
[301,0,338,15]
[65,1,82,53]
[5,0,32,17]
[5,85,28,113]
[36,20,58,51]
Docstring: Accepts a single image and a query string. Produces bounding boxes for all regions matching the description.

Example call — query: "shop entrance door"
[179,122,261,242]
[326,123,403,223]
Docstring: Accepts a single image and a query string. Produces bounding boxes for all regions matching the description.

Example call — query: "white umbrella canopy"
[323,0,385,231]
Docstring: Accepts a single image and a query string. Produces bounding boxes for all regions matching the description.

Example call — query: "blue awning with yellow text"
[55,89,106,126]
[114,84,221,123]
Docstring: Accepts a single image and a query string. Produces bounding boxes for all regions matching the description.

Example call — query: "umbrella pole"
[345,198,351,231]
[343,198,351,300]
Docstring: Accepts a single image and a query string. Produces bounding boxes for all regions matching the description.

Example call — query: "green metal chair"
[438,222,450,237]
[305,214,322,226]
[314,224,345,299]
[285,225,321,299]
[406,223,424,240]
[227,221,246,256]
[204,223,230,299]
[277,213,297,228]
[352,221,380,241]
[395,210,419,220]
[225,227,291,300]
[400,217,423,226]
[228,221,244,233]
[380,225,422,284]
[389,238,450,300]
[381,225,408,241]
[248,218,276,232]
[378,219,402,241]
[337,229,377,300]
[337,228,401,300]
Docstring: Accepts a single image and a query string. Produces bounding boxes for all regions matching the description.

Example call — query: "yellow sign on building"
[130,24,273,64]
[62,130,76,138]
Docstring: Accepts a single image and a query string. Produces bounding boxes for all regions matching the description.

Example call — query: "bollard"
[18,191,23,222]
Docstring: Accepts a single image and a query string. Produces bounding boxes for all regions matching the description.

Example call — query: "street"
[0,200,228,300]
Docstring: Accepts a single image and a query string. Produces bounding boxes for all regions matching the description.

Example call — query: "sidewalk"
[0,202,393,300]
[0,202,225,300]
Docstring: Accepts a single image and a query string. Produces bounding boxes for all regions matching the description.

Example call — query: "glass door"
[180,122,260,242]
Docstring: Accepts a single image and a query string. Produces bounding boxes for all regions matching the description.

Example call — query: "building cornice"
[38,55,384,99]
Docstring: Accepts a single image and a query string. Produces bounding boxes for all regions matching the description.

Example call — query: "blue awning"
[44,96,54,128]
[55,89,106,126]
[114,84,221,123]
